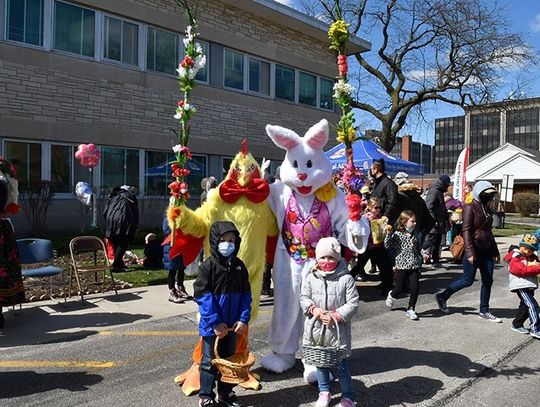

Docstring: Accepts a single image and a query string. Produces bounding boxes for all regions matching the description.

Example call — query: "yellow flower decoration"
[329,20,350,52]
[337,127,356,145]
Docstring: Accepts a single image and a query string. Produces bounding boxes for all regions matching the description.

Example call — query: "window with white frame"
[146,26,179,75]
[320,78,334,110]
[6,0,44,46]
[194,41,209,82]
[299,71,316,107]
[275,64,295,101]
[50,144,92,194]
[100,147,139,190]
[145,151,206,196]
[224,48,244,90]
[3,140,42,191]
[249,57,270,95]
[103,15,138,65]
[53,1,95,57]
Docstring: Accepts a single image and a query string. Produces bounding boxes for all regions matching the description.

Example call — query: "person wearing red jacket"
[504,233,540,339]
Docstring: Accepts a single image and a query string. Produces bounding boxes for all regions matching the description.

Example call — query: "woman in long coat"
[0,158,25,328]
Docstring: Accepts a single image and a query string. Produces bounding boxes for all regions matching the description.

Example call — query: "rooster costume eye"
[306,160,313,168]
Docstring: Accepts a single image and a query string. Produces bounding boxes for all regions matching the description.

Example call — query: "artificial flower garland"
[328,19,365,220]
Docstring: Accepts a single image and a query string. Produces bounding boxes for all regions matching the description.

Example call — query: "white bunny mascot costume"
[260,119,369,381]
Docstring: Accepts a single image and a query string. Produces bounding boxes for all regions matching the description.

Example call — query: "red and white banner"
[453,148,469,202]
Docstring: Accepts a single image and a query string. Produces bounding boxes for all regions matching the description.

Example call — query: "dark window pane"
[249,59,260,93]
[4,141,42,191]
[104,16,121,61]
[195,41,208,82]
[122,21,138,65]
[147,27,178,75]
[224,49,243,90]
[51,145,72,193]
[275,64,295,101]
[7,0,43,46]
[299,72,316,106]
[54,1,95,56]
[101,147,139,189]
[320,78,334,110]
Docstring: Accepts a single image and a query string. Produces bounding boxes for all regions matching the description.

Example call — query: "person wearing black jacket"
[103,185,139,270]
[369,159,400,226]
[422,175,450,268]
[368,159,398,294]
[194,221,251,407]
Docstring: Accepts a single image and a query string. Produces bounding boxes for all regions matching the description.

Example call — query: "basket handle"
[309,312,340,348]
[213,328,235,359]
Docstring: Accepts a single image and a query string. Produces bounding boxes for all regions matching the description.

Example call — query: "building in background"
[393,135,434,174]
[435,97,540,174]
[0,0,370,232]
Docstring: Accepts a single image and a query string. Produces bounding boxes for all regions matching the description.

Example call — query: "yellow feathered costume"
[170,141,278,394]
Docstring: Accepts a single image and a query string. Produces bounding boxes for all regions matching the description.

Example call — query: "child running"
[193,221,252,407]
[503,233,540,339]
[300,237,359,407]
[384,210,425,320]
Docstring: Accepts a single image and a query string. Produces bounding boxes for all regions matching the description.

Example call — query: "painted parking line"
[0,360,115,368]
[98,330,199,336]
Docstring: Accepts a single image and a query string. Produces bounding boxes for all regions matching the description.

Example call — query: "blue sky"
[275,0,540,146]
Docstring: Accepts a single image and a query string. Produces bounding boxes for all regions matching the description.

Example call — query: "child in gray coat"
[300,237,359,407]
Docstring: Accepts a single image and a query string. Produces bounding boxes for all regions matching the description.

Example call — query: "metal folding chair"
[69,236,119,303]
[17,238,65,304]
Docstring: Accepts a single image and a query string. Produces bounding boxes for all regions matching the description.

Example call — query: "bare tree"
[20,181,53,237]
[315,0,535,151]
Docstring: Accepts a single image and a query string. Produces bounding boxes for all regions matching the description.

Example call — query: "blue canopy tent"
[325,139,424,176]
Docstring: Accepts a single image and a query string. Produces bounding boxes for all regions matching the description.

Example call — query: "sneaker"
[218,392,243,407]
[168,289,184,304]
[176,286,192,299]
[339,398,356,407]
[385,291,395,308]
[478,312,502,323]
[435,293,449,314]
[431,262,444,269]
[199,398,218,407]
[315,391,331,407]
[406,309,419,320]
[511,326,529,334]
[530,331,540,339]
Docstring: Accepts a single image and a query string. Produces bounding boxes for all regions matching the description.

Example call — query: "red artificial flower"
[181,55,194,68]
[338,54,348,76]
[345,194,363,221]
[178,100,184,108]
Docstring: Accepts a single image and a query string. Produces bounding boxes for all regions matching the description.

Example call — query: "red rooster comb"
[241,139,248,157]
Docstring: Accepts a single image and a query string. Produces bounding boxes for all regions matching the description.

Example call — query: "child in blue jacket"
[193,221,251,407]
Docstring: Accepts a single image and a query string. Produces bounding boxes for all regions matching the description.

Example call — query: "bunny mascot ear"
[304,119,329,149]
[265,124,303,151]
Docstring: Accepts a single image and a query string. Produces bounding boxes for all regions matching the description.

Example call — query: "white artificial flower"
[183,37,190,48]
[195,55,206,70]
[172,144,183,153]
[195,42,203,54]
[333,79,355,98]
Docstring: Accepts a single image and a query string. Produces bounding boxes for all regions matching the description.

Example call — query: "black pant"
[262,262,272,293]
[352,245,393,291]
[109,235,132,269]
[167,269,185,290]
[391,269,420,310]
[513,289,540,331]
[423,232,443,263]
[200,333,236,400]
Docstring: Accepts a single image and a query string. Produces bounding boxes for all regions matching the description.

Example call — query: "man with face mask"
[435,181,501,323]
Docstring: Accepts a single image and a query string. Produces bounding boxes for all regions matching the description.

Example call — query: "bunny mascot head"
[266,119,333,197]
[261,119,367,380]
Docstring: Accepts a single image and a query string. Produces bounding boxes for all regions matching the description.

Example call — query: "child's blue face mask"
[218,241,235,257]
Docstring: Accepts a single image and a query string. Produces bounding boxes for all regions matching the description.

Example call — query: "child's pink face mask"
[318,259,338,272]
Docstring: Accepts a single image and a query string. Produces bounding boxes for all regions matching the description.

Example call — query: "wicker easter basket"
[211,333,256,384]
[301,314,344,368]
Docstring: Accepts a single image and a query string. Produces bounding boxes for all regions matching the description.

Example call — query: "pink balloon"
[75,143,100,167]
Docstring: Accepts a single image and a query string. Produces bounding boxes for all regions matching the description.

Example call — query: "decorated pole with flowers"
[167,0,206,244]
[328,18,365,221]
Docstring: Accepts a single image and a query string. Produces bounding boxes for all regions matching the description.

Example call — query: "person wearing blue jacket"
[194,221,251,407]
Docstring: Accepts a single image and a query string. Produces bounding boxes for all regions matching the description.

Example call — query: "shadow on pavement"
[0,371,103,398]
[0,308,151,347]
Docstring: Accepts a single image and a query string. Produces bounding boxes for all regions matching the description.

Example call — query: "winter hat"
[439,175,451,187]
[145,233,157,244]
[394,172,409,186]
[315,237,342,261]
[519,233,538,251]
[360,185,370,194]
